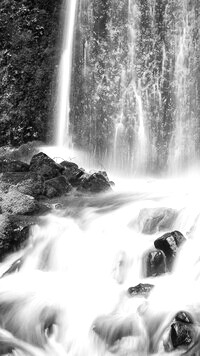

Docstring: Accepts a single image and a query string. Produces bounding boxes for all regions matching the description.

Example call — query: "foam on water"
[1,173,200,354]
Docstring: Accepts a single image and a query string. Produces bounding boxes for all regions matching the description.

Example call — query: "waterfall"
[70,0,200,175]
[4,2,200,355]
[56,0,77,147]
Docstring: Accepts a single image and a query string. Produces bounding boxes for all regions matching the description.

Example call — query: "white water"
[56,0,77,147]
[2,174,200,354]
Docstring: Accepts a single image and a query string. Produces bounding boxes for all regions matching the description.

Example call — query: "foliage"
[0,0,62,146]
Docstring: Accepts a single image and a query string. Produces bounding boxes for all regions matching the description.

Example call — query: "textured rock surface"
[154,230,186,269]
[77,172,112,193]
[29,152,64,180]
[145,249,166,277]
[44,176,72,198]
[128,283,154,298]
[1,188,39,215]
[138,207,178,234]
[0,215,30,261]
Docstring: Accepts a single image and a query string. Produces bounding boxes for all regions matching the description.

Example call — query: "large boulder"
[44,176,72,198]
[154,230,186,270]
[15,173,45,197]
[77,172,112,193]
[138,207,178,234]
[144,249,166,277]
[29,152,64,180]
[1,188,40,215]
[0,172,45,197]
[0,215,30,261]
[170,322,192,349]
[0,159,29,173]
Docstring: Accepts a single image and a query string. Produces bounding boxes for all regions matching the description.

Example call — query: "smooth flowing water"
[56,0,77,147]
[5,0,200,355]
[1,175,200,355]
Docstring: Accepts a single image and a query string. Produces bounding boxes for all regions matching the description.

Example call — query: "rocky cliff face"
[0,0,62,146]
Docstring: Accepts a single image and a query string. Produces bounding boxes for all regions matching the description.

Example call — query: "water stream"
[2,0,200,355]
[1,175,200,354]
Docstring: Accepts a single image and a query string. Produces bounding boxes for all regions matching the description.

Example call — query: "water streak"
[56,0,77,147]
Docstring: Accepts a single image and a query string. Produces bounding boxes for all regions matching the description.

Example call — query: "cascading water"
[2,178,200,355]
[56,0,77,148]
[71,0,200,174]
[3,1,200,355]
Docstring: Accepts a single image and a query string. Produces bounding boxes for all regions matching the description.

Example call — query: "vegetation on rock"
[0,0,62,146]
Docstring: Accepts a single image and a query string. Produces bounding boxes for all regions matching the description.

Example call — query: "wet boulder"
[154,230,186,270]
[61,161,85,185]
[1,172,45,198]
[138,207,178,234]
[44,176,72,198]
[60,160,79,170]
[128,283,154,298]
[0,158,29,173]
[170,322,192,349]
[77,172,112,193]
[15,174,45,197]
[1,187,40,215]
[145,249,166,277]
[175,311,193,324]
[29,152,64,180]
[0,215,29,261]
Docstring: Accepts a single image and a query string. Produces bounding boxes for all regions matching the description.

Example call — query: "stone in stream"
[77,172,112,193]
[128,283,154,298]
[44,176,72,198]
[61,160,85,186]
[170,322,192,348]
[145,249,167,277]
[175,311,193,324]
[154,230,186,270]
[138,207,178,234]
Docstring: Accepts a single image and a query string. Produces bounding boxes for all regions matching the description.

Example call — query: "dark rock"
[77,172,111,193]
[1,188,40,215]
[44,176,72,198]
[128,283,154,298]
[1,172,45,197]
[68,170,85,186]
[60,161,78,169]
[16,174,45,197]
[61,161,85,185]
[0,216,29,262]
[154,231,186,269]
[138,208,178,234]
[175,311,193,324]
[145,249,166,277]
[170,322,192,348]
[0,159,29,173]
[29,152,64,180]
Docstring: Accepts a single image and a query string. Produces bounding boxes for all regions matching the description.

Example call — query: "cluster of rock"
[144,230,186,277]
[136,206,186,276]
[0,151,113,261]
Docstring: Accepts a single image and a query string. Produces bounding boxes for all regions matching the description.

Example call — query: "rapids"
[1,175,200,355]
